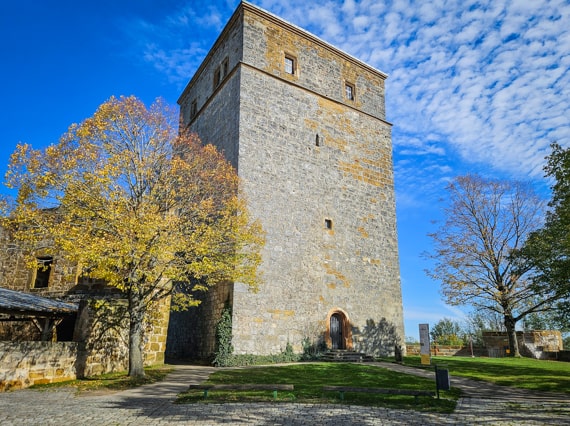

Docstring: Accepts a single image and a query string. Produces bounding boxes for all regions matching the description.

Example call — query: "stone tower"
[167,1,404,359]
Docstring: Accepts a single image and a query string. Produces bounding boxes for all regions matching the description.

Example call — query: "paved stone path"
[0,362,568,425]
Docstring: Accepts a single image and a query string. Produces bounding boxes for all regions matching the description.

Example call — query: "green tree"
[430,318,464,345]
[2,96,264,377]
[426,175,552,357]
[516,143,570,330]
[464,310,506,346]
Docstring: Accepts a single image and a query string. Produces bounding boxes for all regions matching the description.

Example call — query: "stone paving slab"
[0,363,568,425]
[1,390,569,425]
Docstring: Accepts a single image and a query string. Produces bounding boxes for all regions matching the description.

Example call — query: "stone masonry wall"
[0,227,78,296]
[234,67,401,355]
[166,282,232,360]
[0,341,78,391]
[0,226,81,341]
[178,10,243,169]
[74,297,170,377]
[242,7,386,120]
[0,224,170,372]
[177,2,404,358]
[0,298,170,391]
[229,6,402,356]
[483,330,563,359]
[406,344,488,357]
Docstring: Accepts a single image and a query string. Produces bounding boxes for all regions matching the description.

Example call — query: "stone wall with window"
[0,226,170,377]
[0,298,170,392]
[0,227,75,296]
[176,2,404,358]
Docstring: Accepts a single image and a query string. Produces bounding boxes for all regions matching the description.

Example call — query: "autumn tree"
[1,96,264,377]
[516,142,570,330]
[425,175,553,357]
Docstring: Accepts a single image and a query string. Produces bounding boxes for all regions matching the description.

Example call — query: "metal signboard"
[419,323,431,365]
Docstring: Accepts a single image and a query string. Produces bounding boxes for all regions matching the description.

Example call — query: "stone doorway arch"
[325,309,353,350]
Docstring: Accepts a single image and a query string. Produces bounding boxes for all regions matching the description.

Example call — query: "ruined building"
[167,1,405,359]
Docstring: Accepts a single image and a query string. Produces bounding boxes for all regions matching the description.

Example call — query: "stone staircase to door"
[321,349,375,362]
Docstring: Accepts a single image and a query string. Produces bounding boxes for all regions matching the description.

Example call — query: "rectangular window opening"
[213,67,221,88]
[325,219,333,230]
[214,57,230,90]
[345,82,355,101]
[222,57,229,78]
[285,55,296,75]
[316,134,322,147]
[190,100,197,118]
[34,256,53,289]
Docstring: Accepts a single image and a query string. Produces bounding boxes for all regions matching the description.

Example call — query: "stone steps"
[320,350,375,363]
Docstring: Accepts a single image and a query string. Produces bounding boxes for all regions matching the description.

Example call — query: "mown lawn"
[177,363,459,413]
[30,365,173,393]
[396,356,570,394]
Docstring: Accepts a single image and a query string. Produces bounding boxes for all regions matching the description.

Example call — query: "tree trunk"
[504,314,520,357]
[128,290,146,378]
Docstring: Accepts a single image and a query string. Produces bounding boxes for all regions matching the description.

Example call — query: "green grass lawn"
[30,365,172,393]
[177,363,459,413]
[396,356,570,394]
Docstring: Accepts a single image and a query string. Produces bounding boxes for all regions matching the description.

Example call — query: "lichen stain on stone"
[257,11,383,107]
[304,118,318,131]
[357,226,369,238]
[261,21,298,78]
[323,263,350,288]
[338,159,389,188]
[315,99,356,152]
[267,309,295,318]
[258,14,315,81]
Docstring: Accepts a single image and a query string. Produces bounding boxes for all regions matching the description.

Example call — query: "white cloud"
[132,0,570,202]
[122,2,234,88]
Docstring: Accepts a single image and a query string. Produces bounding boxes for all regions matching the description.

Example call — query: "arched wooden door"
[330,313,345,349]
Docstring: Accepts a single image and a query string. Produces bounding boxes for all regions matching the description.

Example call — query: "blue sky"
[1,0,569,340]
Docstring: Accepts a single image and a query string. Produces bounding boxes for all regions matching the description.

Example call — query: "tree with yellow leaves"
[2,96,264,377]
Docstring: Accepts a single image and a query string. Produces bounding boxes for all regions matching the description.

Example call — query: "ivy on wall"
[213,306,234,367]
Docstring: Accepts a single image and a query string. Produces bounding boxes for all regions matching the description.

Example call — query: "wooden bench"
[187,383,294,400]
[323,386,434,402]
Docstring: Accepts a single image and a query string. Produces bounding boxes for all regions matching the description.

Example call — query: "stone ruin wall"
[0,227,171,390]
[483,331,563,359]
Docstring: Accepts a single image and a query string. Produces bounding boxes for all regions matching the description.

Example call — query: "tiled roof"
[0,287,78,317]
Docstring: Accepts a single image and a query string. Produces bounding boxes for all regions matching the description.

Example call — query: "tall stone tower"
[167,1,404,359]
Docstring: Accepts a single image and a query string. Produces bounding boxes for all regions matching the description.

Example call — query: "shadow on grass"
[30,365,173,393]
[176,363,459,413]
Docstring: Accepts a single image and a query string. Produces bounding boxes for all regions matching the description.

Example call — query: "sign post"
[419,323,431,365]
